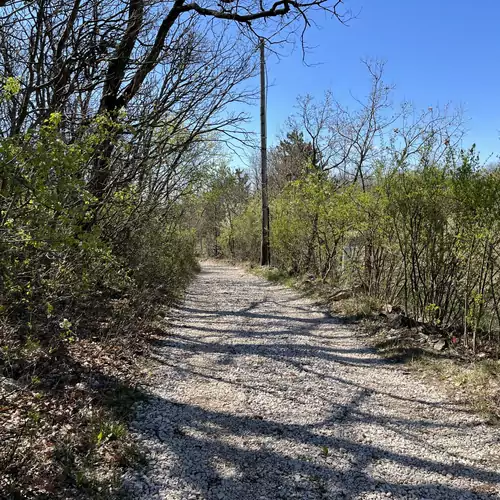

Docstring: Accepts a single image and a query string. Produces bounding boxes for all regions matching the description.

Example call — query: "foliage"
[208,61,500,358]
[271,172,362,279]
[195,165,253,259]
[0,114,199,497]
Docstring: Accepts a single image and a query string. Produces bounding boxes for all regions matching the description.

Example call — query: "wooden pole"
[260,38,270,266]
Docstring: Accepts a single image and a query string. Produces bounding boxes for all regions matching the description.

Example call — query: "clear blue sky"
[241,0,500,162]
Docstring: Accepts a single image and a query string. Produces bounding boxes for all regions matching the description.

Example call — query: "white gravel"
[122,262,500,499]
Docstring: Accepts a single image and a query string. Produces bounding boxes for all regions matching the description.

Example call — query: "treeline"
[202,61,500,355]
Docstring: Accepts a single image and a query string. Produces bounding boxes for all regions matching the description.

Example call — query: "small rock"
[433,339,447,351]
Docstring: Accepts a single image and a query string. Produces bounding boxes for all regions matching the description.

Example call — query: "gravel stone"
[122,263,500,499]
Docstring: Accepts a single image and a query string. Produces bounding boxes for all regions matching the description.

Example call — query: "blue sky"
[241,0,500,162]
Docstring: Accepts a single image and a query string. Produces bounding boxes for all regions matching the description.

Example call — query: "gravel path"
[123,262,500,499]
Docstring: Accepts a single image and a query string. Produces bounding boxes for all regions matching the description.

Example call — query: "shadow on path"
[127,391,499,500]
[124,264,499,499]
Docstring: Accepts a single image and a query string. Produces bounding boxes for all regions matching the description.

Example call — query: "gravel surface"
[123,262,500,499]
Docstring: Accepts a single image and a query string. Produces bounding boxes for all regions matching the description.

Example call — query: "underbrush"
[413,357,500,422]
[250,265,298,288]
[0,280,191,499]
[0,244,198,498]
[0,117,200,497]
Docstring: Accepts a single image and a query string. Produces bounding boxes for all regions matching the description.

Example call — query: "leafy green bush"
[0,112,200,497]
[219,195,261,262]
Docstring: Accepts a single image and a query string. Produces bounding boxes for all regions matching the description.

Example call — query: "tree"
[196,165,250,257]
[268,129,315,193]
[0,0,349,200]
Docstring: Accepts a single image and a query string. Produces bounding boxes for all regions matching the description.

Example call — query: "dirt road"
[123,262,499,499]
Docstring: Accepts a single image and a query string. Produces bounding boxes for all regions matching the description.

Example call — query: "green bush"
[219,195,261,262]
[0,113,199,346]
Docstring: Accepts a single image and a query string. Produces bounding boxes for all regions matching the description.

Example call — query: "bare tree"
[286,60,397,190]
[0,0,349,206]
[289,92,334,170]
[389,102,465,169]
[327,59,396,189]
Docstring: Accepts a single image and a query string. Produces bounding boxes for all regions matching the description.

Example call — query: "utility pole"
[260,38,270,266]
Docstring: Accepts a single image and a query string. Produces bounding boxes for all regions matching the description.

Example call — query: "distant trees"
[268,129,316,193]
[195,165,251,257]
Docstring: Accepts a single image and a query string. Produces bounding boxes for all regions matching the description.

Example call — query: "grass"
[329,295,382,320]
[413,357,500,422]
[103,385,146,421]
[250,265,298,288]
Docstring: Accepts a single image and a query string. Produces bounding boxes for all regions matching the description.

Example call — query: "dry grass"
[0,290,161,499]
[249,266,298,288]
[329,295,382,319]
[413,357,500,422]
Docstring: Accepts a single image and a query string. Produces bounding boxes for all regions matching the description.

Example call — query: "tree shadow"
[153,334,390,368]
[123,265,499,499]
[123,390,499,499]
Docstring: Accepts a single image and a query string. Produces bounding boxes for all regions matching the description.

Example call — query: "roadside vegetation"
[0,100,199,497]
[1,0,499,495]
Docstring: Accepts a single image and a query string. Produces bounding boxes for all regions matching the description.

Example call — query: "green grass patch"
[329,295,382,320]
[251,266,298,287]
